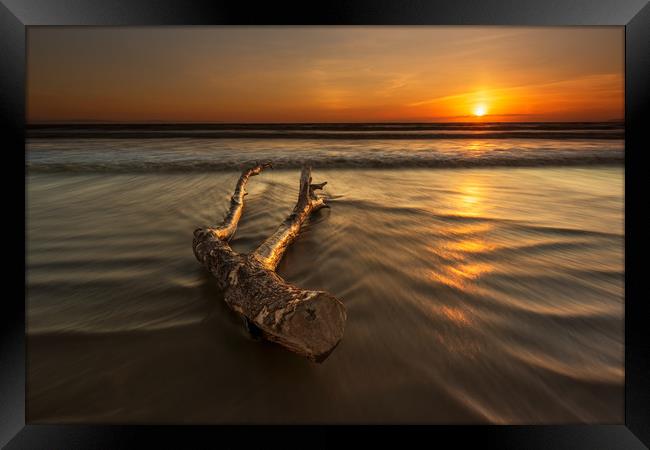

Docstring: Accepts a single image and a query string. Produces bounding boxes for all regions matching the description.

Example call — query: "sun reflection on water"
[448,238,494,254]
[425,261,494,292]
[458,184,483,217]
[439,305,472,326]
[426,177,497,293]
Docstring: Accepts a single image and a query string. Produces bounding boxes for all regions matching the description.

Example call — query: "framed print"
[1,0,649,448]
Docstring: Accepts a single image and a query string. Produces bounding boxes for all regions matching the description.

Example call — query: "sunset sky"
[27,27,624,123]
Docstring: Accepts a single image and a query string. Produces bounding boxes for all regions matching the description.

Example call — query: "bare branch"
[212,161,271,241]
[252,166,327,270]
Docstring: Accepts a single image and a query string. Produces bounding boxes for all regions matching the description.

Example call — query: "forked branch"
[192,163,346,362]
[252,166,328,270]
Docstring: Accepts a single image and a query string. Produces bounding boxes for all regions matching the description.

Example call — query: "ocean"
[26,122,624,423]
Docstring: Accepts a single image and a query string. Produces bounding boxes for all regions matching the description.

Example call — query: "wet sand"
[27,167,624,423]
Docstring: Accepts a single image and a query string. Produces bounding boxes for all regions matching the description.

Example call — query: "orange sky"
[27,26,624,123]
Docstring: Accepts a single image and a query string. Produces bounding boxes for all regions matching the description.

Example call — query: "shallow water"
[27,137,623,172]
[27,166,623,423]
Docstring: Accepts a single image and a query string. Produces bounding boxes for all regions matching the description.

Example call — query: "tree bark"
[193,163,346,362]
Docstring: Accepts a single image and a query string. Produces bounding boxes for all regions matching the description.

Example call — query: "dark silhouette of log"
[193,163,347,362]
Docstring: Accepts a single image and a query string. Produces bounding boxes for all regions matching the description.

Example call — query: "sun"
[473,104,487,117]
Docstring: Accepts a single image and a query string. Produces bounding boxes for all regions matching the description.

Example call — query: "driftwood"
[193,163,346,362]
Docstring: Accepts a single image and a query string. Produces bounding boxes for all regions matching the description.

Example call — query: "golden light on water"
[461,187,481,209]
[424,177,496,293]
[445,222,494,236]
[449,239,494,254]
[440,305,472,326]
[425,261,494,292]
[458,183,486,217]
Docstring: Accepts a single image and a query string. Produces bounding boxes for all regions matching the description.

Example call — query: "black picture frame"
[2,0,648,448]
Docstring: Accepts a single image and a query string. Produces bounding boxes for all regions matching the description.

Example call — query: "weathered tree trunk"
[193,163,346,362]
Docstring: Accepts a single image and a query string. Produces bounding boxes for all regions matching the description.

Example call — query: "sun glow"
[473,104,487,117]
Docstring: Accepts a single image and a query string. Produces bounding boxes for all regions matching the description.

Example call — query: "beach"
[26,125,624,423]
[23,18,630,427]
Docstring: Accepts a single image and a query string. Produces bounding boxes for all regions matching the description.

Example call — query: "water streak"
[27,166,623,423]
